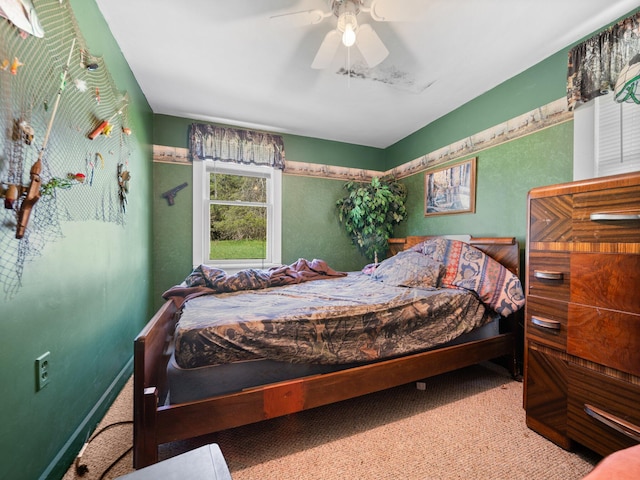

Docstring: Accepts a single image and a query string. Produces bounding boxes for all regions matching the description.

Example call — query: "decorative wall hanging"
[15,37,75,239]
[424,158,476,217]
[0,0,133,299]
[161,182,188,206]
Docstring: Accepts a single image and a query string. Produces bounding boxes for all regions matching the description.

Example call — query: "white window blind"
[594,96,640,177]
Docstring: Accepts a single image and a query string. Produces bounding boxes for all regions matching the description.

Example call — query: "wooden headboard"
[389,236,520,276]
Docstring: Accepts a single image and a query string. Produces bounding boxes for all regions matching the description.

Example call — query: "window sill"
[198,262,282,275]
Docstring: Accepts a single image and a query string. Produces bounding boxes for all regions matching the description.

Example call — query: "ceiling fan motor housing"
[332,0,362,27]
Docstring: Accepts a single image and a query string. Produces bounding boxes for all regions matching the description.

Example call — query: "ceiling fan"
[271,0,406,69]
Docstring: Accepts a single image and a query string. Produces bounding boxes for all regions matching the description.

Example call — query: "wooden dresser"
[524,171,640,457]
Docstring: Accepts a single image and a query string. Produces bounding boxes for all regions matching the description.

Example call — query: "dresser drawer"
[529,195,573,243]
[568,363,640,457]
[525,342,570,448]
[527,251,570,301]
[573,184,640,243]
[568,304,640,377]
[525,296,567,350]
[571,252,640,313]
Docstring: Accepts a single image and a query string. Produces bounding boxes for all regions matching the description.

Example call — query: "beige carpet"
[63,363,601,480]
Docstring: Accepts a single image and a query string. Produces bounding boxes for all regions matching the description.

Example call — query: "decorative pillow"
[372,250,445,289]
[410,238,525,316]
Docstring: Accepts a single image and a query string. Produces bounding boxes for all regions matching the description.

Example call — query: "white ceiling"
[94,0,639,149]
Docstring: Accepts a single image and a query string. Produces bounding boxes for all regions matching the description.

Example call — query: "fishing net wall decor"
[0,0,132,299]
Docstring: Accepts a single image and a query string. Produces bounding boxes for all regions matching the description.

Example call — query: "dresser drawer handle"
[531,317,561,331]
[533,270,563,281]
[590,212,640,222]
[584,403,640,442]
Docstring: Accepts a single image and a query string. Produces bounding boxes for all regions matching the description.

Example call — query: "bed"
[133,235,524,468]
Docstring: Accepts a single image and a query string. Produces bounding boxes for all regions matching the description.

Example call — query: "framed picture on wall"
[424,157,477,216]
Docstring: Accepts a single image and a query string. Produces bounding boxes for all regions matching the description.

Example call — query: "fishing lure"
[10,57,23,75]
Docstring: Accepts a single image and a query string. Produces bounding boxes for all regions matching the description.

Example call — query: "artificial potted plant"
[336,176,408,262]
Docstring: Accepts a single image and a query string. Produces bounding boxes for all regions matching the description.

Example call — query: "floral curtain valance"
[567,11,640,110]
[189,124,285,169]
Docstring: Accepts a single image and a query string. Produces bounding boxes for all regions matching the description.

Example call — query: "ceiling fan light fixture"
[336,2,358,47]
[342,20,357,47]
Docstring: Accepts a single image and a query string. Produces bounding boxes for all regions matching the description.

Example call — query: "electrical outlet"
[35,351,50,391]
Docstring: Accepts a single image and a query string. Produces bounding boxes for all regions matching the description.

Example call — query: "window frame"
[192,159,281,271]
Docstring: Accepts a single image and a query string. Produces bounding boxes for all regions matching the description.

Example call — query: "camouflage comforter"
[173,272,496,369]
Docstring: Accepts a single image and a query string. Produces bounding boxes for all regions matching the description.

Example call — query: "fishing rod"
[16,37,76,239]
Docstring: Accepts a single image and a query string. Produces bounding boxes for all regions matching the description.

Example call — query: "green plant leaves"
[336,176,408,261]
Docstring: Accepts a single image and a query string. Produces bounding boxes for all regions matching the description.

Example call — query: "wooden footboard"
[133,236,522,468]
[136,332,514,468]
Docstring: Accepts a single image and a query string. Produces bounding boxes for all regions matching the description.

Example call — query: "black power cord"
[98,446,133,480]
[75,420,133,478]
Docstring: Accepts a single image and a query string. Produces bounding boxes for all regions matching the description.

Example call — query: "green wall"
[282,175,369,271]
[0,1,153,479]
[283,135,385,170]
[152,161,192,310]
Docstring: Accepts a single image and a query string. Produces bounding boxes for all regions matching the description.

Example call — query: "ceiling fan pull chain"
[347,46,351,88]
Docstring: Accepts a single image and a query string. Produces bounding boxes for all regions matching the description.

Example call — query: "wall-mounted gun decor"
[161,182,187,206]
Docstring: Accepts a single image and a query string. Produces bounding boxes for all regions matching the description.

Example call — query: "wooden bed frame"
[133,236,522,468]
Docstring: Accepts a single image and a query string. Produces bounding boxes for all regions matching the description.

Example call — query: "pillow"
[410,238,525,316]
[372,250,445,289]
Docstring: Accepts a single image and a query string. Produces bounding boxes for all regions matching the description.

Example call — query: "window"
[193,160,281,270]
[574,96,640,180]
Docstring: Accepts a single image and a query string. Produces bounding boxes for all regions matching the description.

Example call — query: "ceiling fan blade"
[355,24,389,68]
[269,9,327,28]
[311,29,341,69]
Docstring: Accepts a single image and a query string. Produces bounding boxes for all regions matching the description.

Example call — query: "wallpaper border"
[153,97,572,181]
